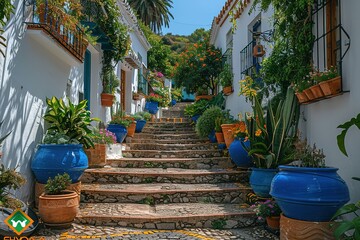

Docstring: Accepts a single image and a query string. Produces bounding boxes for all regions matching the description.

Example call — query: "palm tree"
[127,0,174,33]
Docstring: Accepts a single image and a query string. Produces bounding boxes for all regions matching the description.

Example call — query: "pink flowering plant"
[89,128,116,145]
[252,199,282,220]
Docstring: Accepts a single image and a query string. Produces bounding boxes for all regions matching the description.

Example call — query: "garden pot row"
[295,76,341,103]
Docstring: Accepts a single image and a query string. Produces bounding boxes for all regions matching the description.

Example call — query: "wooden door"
[121,70,126,111]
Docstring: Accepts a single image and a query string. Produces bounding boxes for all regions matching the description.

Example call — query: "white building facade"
[211,0,360,204]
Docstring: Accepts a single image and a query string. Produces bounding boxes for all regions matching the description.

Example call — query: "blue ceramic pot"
[228,138,252,167]
[208,130,217,143]
[107,124,128,143]
[171,99,177,106]
[135,120,147,133]
[191,114,201,123]
[31,144,88,184]
[270,165,350,221]
[145,101,159,114]
[250,168,278,198]
[218,143,226,150]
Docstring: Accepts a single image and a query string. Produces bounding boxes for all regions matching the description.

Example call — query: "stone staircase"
[76,104,256,229]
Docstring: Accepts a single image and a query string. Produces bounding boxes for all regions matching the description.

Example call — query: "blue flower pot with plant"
[145,101,159,114]
[107,124,128,143]
[229,138,252,167]
[250,168,278,198]
[135,120,147,133]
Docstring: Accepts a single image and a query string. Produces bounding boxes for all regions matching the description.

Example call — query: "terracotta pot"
[101,93,114,107]
[303,88,315,101]
[127,122,136,138]
[319,76,341,96]
[39,190,79,226]
[215,132,225,143]
[133,93,140,100]
[280,214,335,240]
[84,144,106,167]
[295,92,309,103]
[223,86,233,96]
[221,123,237,148]
[195,95,213,101]
[309,84,324,99]
[266,216,280,230]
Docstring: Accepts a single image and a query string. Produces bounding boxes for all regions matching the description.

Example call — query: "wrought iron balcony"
[240,40,257,76]
[222,48,232,68]
[24,1,88,63]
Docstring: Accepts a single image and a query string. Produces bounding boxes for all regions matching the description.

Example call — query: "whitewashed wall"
[301,0,360,204]
[212,3,273,119]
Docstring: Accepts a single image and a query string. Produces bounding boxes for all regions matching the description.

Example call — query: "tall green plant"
[244,87,300,168]
[337,113,360,157]
[43,97,98,148]
[196,106,223,138]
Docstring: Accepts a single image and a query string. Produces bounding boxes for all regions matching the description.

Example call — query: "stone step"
[151,118,190,123]
[106,157,234,169]
[81,183,251,204]
[128,143,218,151]
[140,130,195,135]
[143,125,194,129]
[146,122,191,127]
[130,138,209,144]
[76,203,256,229]
[81,168,248,184]
[133,133,202,140]
[122,149,222,158]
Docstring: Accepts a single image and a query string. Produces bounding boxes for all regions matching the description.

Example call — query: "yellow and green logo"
[4,209,34,236]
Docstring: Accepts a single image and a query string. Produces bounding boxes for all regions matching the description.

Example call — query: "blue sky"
[162,0,227,36]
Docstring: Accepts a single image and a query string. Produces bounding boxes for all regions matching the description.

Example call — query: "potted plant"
[195,86,213,101]
[85,128,116,167]
[228,121,252,167]
[242,87,300,198]
[195,106,224,143]
[132,91,141,101]
[171,88,182,106]
[107,110,131,143]
[270,140,350,222]
[133,112,151,133]
[31,97,97,184]
[214,117,225,143]
[219,64,233,96]
[314,66,341,96]
[38,173,79,227]
[252,199,282,230]
[145,93,162,114]
[101,67,119,107]
[294,81,312,103]
[184,99,209,123]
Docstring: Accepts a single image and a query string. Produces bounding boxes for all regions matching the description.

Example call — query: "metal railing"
[240,40,257,76]
[222,48,232,69]
[24,0,87,62]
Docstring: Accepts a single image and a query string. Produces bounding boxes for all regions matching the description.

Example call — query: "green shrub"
[184,100,209,117]
[196,106,223,138]
[44,173,71,195]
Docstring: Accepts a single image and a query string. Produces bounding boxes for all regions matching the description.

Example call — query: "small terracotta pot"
[266,216,280,230]
[221,124,237,148]
[195,95,213,101]
[101,93,114,107]
[127,122,136,138]
[133,93,141,100]
[303,88,315,101]
[223,86,233,96]
[39,190,79,225]
[84,144,106,167]
[319,76,341,96]
[295,92,309,103]
[309,84,324,99]
[35,182,81,208]
[215,132,225,143]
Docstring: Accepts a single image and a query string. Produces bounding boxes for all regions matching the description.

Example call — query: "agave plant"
[243,87,300,168]
[43,97,99,148]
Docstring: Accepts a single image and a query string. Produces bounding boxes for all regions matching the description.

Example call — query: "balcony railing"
[24,1,88,62]
[222,48,232,69]
[240,40,257,76]
[138,74,149,95]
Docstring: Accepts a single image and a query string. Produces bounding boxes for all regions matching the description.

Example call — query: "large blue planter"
[145,101,159,114]
[250,168,278,198]
[191,114,201,123]
[107,124,128,143]
[270,165,350,222]
[229,138,252,167]
[135,120,147,133]
[31,144,88,184]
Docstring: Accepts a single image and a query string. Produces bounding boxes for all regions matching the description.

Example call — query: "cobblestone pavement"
[33,223,279,240]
